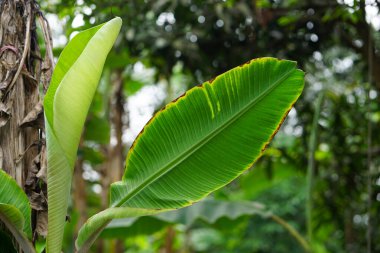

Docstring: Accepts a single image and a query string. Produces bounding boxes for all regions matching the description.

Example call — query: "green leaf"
[76,57,304,250]
[43,17,122,253]
[0,204,35,253]
[100,216,167,239]
[101,200,270,238]
[110,58,304,209]
[0,204,24,233]
[0,170,34,253]
[155,199,270,226]
[0,170,32,237]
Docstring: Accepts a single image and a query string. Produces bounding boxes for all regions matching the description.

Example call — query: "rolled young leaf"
[44,17,122,253]
[76,57,304,250]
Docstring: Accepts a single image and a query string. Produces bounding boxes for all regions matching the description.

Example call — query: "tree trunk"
[0,0,53,244]
[98,69,125,252]
[73,137,87,235]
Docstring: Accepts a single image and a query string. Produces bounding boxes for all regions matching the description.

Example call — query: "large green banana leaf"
[43,17,122,253]
[76,57,304,251]
[0,170,34,252]
[110,58,304,209]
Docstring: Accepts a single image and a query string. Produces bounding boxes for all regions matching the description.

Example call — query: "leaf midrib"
[116,66,296,207]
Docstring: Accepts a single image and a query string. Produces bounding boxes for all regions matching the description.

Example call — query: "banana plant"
[74,58,304,251]
[47,16,304,252]
[1,15,305,253]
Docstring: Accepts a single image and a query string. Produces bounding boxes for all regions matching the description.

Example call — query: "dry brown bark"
[0,0,53,244]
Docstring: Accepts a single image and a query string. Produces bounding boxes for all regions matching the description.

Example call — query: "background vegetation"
[37,0,380,252]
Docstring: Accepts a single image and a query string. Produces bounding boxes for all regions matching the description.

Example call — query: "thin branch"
[36,14,54,93]
[271,214,312,253]
[37,15,54,68]
[306,93,324,244]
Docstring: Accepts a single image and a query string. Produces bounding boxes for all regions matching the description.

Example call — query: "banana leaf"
[76,57,305,251]
[0,170,34,252]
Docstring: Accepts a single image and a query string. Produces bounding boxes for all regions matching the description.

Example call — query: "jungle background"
[35,0,380,252]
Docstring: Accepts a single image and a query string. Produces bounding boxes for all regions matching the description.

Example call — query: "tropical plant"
[0,16,304,253]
